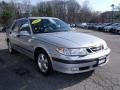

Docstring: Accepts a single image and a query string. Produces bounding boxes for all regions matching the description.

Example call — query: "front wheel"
[36,51,53,75]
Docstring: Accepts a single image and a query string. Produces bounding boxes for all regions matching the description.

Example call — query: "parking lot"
[0,28,120,90]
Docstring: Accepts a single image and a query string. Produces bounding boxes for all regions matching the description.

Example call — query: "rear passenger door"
[17,19,33,57]
[9,21,20,48]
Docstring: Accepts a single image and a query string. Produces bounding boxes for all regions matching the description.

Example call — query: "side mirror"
[19,31,30,36]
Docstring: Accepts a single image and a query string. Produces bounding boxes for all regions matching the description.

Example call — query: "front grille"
[87,45,104,53]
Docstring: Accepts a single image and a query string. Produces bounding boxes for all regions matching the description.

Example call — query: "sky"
[1,0,120,12]
[86,0,120,12]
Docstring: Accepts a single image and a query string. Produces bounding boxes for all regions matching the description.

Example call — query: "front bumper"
[52,48,110,74]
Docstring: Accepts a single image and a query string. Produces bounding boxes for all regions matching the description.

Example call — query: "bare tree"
[0,0,101,25]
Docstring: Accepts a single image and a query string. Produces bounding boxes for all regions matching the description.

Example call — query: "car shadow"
[0,49,93,90]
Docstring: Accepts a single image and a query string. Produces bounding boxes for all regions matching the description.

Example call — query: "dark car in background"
[103,23,119,32]
[87,23,98,30]
[115,27,120,34]
[109,24,120,33]
[0,26,6,32]
[95,23,111,31]
[76,22,120,35]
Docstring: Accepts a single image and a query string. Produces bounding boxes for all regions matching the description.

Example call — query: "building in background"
[101,11,120,23]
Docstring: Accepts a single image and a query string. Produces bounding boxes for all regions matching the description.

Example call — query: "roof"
[15,17,58,22]
[28,17,57,19]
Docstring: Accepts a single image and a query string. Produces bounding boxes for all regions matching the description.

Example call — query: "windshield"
[30,18,70,34]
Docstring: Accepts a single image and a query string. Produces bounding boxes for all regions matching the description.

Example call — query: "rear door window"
[11,21,19,32]
[19,19,31,34]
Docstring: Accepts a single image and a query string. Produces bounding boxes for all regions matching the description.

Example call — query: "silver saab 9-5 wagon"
[6,17,110,75]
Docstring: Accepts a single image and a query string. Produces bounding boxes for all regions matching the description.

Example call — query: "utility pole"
[111,4,114,23]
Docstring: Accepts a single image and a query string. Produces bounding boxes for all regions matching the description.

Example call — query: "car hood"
[34,32,105,48]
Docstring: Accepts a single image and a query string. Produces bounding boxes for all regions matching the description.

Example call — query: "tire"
[8,41,16,54]
[36,50,53,75]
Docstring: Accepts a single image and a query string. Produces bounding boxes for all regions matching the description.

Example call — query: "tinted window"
[11,21,19,32]
[30,18,70,34]
[30,19,45,33]
[19,20,31,34]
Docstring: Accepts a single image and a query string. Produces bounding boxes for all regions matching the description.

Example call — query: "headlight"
[56,48,88,56]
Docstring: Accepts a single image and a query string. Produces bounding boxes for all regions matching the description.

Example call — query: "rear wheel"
[36,50,53,75]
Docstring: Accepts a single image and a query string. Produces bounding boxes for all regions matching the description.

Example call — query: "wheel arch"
[34,47,52,61]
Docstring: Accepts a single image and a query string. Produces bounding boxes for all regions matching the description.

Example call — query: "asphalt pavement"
[0,29,120,90]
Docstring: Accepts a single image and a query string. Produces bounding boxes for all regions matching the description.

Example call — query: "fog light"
[71,67,79,71]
